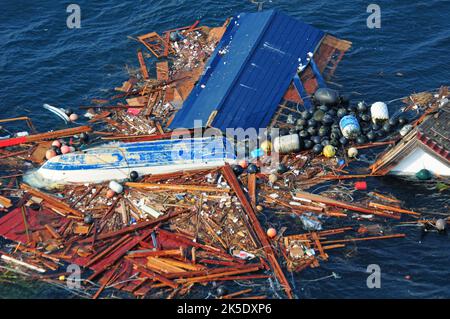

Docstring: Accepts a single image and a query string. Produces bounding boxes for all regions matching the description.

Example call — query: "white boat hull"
[28,137,236,185]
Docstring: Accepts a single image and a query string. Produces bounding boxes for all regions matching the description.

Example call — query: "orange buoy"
[45,149,57,160]
[51,140,61,148]
[69,113,78,121]
[106,189,115,198]
[61,145,71,154]
[357,226,368,234]
[267,228,277,239]
[239,159,248,169]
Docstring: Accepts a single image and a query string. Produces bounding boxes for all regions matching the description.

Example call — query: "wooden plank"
[125,182,230,193]
[92,262,121,299]
[248,173,256,207]
[368,202,421,216]
[295,190,376,215]
[20,184,84,217]
[156,61,169,81]
[311,232,328,260]
[0,126,92,148]
[137,49,149,79]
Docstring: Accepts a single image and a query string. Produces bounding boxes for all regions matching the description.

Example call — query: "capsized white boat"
[27,136,236,185]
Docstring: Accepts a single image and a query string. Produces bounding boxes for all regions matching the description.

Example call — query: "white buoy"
[371,102,389,124]
[348,147,358,158]
[109,181,123,194]
[435,219,447,231]
[399,124,413,137]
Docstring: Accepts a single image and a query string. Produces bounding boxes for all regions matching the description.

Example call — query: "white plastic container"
[273,134,301,154]
[339,115,361,139]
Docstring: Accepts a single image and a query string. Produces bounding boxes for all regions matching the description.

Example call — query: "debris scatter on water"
[0,10,448,299]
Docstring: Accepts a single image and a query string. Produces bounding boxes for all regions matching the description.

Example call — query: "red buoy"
[355,181,367,191]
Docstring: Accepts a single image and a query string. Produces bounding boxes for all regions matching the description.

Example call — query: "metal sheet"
[169,10,325,131]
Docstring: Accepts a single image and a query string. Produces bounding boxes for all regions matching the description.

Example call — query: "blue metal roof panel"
[169,10,325,131]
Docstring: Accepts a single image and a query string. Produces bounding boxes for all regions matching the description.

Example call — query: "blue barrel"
[339,115,361,139]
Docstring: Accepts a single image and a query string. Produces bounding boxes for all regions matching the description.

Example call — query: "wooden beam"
[137,49,149,79]
[125,182,230,193]
[221,164,293,299]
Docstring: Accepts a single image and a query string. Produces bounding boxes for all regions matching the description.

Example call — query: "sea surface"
[0,0,449,298]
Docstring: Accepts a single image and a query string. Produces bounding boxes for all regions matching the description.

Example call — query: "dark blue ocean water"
[0,0,449,298]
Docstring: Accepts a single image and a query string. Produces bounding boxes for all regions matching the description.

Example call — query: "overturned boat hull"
[30,137,235,184]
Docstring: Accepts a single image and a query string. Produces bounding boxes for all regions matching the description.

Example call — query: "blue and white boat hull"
[29,137,235,185]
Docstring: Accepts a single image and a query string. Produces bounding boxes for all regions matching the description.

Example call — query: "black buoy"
[313,110,325,122]
[361,124,371,134]
[299,130,309,138]
[297,118,307,126]
[318,126,329,137]
[247,164,259,174]
[388,117,399,126]
[327,109,337,117]
[303,139,313,149]
[330,132,340,140]
[337,108,347,118]
[382,122,392,133]
[330,139,340,147]
[232,164,244,176]
[318,105,329,112]
[277,163,289,174]
[346,104,356,113]
[64,108,74,116]
[366,131,376,141]
[356,101,368,113]
[301,110,312,120]
[289,128,298,135]
[322,114,334,125]
[372,123,381,131]
[311,136,321,144]
[376,130,385,138]
[331,123,340,131]
[398,116,408,125]
[307,119,318,127]
[307,126,317,136]
[321,139,330,146]
[313,144,323,154]
[360,114,371,122]
[356,135,367,144]
[84,214,94,224]
[55,147,62,155]
[339,137,348,146]
[129,171,139,181]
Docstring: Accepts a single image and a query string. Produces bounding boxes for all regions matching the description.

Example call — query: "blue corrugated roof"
[169,10,325,131]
